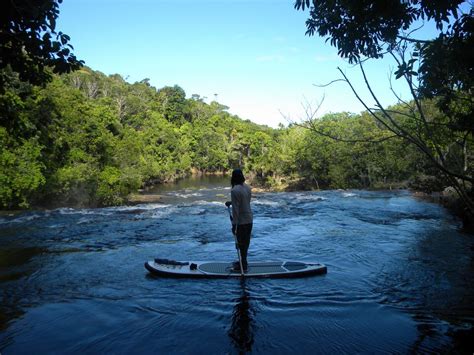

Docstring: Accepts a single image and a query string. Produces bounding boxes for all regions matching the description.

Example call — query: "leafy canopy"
[294,0,464,62]
[0,0,83,91]
[294,1,473,120]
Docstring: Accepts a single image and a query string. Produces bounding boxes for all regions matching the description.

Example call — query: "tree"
[295,0,474,221]
[0,127,45,208]
[0,0,83,91]
[156,85,188,123]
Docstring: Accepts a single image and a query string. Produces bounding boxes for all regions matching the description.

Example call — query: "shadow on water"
[0,247,46,282]
[0,247,45,332]
[228,279,255,353]
[0,306,24,333]
[0,247,45,268]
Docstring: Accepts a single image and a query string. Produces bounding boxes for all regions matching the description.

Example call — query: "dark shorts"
[236,223,252,267]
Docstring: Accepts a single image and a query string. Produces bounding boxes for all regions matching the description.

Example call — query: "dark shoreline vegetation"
[0,66,471,228]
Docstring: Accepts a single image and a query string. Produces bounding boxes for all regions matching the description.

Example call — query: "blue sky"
[57,0,440,127]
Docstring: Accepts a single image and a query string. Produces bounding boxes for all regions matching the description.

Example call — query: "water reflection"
[0,247,40,331]
[228,280,255,353]
[0,247,45,269]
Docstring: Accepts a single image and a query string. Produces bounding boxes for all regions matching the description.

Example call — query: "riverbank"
[125,173,407,204]
[413,188,474,232]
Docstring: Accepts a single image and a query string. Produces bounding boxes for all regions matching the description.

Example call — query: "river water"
[0,176,473,353]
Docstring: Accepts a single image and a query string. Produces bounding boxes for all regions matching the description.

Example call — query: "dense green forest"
[1,66,441,209]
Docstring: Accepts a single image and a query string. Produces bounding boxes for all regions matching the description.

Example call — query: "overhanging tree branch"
[396,36,432,44]
[280,95,398,144]
[355,59,474,185]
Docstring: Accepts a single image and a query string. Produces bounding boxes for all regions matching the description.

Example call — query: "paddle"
[226,201,245,276]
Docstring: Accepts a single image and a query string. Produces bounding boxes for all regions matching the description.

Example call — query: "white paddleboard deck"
[145,260,327,278]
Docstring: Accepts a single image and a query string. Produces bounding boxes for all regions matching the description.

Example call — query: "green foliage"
[0,66,288,207]
[418,11,474,133]
[96,166,142,206]
[156,85,189,124]
[0,128,45,208]
[0,65,459,209]
[0,0,83,91]
[271,112,426,190]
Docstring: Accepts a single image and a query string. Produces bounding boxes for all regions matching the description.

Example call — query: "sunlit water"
[1,176,473,353]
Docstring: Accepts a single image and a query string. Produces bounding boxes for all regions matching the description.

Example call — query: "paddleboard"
[145,259,327,278]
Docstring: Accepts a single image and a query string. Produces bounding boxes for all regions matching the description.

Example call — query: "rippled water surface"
[1,176,473,353]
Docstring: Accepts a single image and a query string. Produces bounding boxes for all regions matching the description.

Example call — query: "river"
[0,176,473,353]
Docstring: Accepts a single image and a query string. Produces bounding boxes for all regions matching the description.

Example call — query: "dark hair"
[231,169,245,187]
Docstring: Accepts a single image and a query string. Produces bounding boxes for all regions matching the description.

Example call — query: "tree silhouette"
[0,0,83,91]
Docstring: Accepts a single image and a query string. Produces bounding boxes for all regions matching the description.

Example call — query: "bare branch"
[388,70,414,111]
[357,62,422,142]
[281,109,398,144]
[356,60,474,184]
[337,66,406,138]
[396,35,432,44]
[404,22,426,39]
[376,108,417,121]
[388,50,448,165]
[313,79,346,88]
[301,95,325,120]
[305,123,398,143]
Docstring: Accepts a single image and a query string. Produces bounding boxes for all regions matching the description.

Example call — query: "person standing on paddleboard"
[227,169,253,272]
